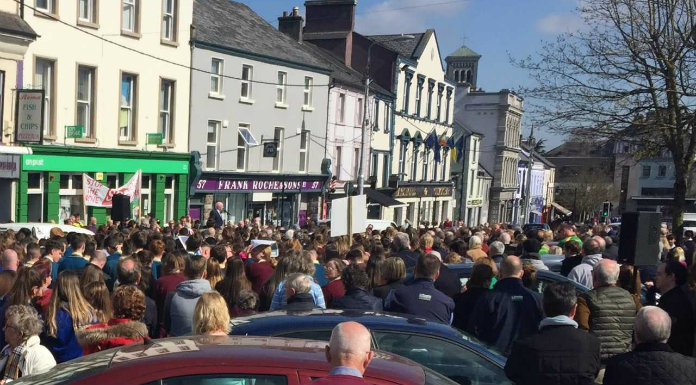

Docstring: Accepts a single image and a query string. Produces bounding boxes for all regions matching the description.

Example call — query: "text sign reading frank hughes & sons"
[15,90,44,144]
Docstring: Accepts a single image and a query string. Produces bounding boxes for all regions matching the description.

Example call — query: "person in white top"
[0,305,56,382]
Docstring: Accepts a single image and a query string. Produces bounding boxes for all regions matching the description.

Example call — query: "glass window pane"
[161,374,287,385]
[37,0,49,10]
[28,173,41,189]
[242,66,250,80]
[77,68,90,101]
[206,146,216,168]
[60,174,70,189]
[121,76,132,107]
[207,122,217,143]
[241,83,249,98]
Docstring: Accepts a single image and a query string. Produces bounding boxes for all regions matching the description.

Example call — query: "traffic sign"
[65,125,84,139]
[147,133,164,145]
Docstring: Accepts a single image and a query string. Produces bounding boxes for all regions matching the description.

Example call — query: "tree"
[555,168,619,222]
[515,0,696,238]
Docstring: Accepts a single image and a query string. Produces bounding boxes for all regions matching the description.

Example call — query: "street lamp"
[357,34,415,196]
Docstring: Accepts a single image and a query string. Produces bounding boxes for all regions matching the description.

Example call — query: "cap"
[250,239,276,249]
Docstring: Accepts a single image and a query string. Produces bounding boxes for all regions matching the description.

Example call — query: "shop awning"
[365,188,406,208]
[551,201,572,216]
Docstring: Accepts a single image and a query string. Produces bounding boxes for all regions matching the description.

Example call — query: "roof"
[453,119,483,137]
[447,45,481,58]
[520,142,556,169]
[0,11,37,39]
[544,141,613,157]
[366,30,430,59]
[192,0,329,73]
[478,163,493,178]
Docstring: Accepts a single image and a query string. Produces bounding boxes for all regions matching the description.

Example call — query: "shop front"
[391,182,454,226]
[0,148,29,222]
[190,172,328,227]
[18,146,189,224]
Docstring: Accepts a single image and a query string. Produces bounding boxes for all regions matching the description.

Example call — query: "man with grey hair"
[603,306,696,385]
[489,241,506,264]
[312,321,374,384]
[575,259,637,363]
[283,273,317,312]
[567,238,604,289]
[1,249,19,272]
[390,232,420,268]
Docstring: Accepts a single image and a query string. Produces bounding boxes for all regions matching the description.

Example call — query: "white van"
[0,223,94,239]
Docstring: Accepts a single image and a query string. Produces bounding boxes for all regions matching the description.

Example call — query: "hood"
[77,320,148,346]
[581,253,603,266]
[176,279,212,298]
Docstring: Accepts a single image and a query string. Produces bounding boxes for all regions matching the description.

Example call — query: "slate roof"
[193,0,329,72]
[366,31,430,59]
[0,11,37,39]
[453,119,484,137]
[448,45,481,58]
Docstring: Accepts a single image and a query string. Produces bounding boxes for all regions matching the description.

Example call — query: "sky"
[239,0,584,150]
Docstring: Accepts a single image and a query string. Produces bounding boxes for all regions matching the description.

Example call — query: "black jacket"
[391,249,421,269]
[208,209,224,228]
[331,288,383,311]
[283,293,317,312]
[505,324,601,385]
[372,280,404,301]
[434,264,461,298]
[604,342,696,385]
[560,255,583,277]
[658,286,695,356]
[602,245,619,260]
[452,287,489,333]
[385,278,454,324]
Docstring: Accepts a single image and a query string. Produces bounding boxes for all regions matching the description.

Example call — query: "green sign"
[65,125,84,139]
[23,154,189,174]
[147,133,164,145]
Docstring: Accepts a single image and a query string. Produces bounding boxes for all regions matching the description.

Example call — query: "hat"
[250,239,276,249]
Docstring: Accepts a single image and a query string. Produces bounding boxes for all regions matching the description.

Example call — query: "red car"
[14,336,456,385]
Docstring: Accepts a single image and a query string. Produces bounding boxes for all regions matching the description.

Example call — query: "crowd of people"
[0,208,694,383]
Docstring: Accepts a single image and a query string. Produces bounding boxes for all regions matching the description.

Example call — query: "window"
[122,0,138,33]
[427,81,434,118]
[374,100,380,131]
[370,153,378,178]
[161,0,177,41]
[354,148,360,177]
[471,139,478,164]
[356,97,363,126]
[76,66,95,138]
[58,174,84,224]
[35,58,55,137]
[398,142,407,181]
[36,0,56,14]
[119,73,137,141]
[276,71,287,104]
[441,149,448,181]
[159,79,174,143]
[0,71,4,129]
[436,88,443,121]
[335,146,342,179]
[470,172,475,195]
[415,79,423,116]
[642,165,651,178]
[445,89,452,124]
[240,65,252,99]
[423,149,430,180]
[273,127,284,172]
[206,121,219,169]
[658,165,667,177]
[163,176,175,223]
[236,132,247,171]
[154,374,287,385]
[382,154,390,187]
[402,73,412,113]
[303,76,313,108]
[433,153,438,181]
[27,173,43,222]
[411,147,419,182]
[141,175,151,215]
[337,93,346,123]
[299,131,309,172]
[78,0,97,24]
[383,102,390,132]
[210,59,223,94]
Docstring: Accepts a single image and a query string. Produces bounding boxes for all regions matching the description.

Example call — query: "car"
[446,263,589,294]
[230,309,511,385]
[13,335,456,385]
[0,222,94,239]
[522,223,550,232]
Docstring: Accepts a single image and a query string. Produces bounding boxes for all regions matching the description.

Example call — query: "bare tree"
[515,0,696,236]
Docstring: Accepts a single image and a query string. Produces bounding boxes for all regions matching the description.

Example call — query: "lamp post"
[524,126,536,224]
[358,34,414,196]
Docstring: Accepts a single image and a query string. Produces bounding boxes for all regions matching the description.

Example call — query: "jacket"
[576,285,636,361]
[164,279,212,337]
[208,208,224,228]
[40,308,84,363]
[372,280,404,301]
[434,264,462,298]
[384,278,454,324]
[505,323,601,385]
[102,252,121,291]
[57,254,88,274]
[468,278,544,356]
[247,261,275,294]
[330,288,382,311]
[521,255,549,271]
[391,249,420,269]
[283,293,318,312]
[567,254,603,289]
[322,279,346,306]
[77,318,147,354]
[466,248,487,262]
[658,285,695,356]
[270,277,326,310]
[0,336,56,378]
[603,342,696,385]
[560,255,583,277]
[153,273,186,325]
[452,287,489,333]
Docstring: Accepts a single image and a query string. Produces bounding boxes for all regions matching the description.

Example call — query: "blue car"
[446,263,589,294]
[230,309,511,385]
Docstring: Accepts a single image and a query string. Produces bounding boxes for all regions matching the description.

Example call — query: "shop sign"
[468,199,483,206]
[393,185,453,198]
[15,90,44,144]
[147,133,164,145]
[22,154,188,174]
[195,178,324,192]
[65,125,84,139]
[0,154,20,179]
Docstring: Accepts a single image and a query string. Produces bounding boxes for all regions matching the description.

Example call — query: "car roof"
[446,263,589,292]
[16,336,428,385]
[230,309,505,366]
[0,223,94,239]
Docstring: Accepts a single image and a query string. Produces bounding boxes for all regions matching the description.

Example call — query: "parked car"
[230,309,511,385]
[13,335,455,385]
[0,222,94,239]
[522,223,550,232]
[446,263,589,294]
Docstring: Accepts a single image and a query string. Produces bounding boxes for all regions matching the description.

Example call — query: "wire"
[16,0,331,87]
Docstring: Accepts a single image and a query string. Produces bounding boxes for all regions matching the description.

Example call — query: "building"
[302,0,456,226]
[450,120,486,226]
[0,2,36,221]
[188,0,331,227]
[515,144,556,224]
[447,46,524,224]
[16,0,192,223]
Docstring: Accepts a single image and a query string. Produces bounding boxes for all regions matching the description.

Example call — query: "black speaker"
[111,194,131,222]
[619,211,661,266]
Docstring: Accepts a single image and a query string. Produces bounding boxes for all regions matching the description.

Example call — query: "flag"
[439,133,447,147]
[448,136,457,162]
[455,136,465,162]
[424,130,438,149]
[446,136,455,148]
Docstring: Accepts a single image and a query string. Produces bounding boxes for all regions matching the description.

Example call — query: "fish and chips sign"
[15,90,44,144]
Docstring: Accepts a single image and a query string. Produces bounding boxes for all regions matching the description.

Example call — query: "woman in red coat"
[77,286,148,355]
[322,258,346,307]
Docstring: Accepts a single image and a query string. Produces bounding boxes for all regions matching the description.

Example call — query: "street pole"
[524,126,535,224]
[357,43,373,196]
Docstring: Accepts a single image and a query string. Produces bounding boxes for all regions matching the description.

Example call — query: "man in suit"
[208,201,225,228]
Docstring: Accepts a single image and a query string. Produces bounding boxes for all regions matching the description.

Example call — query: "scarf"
[1,343,26,381]
[539,315,578,330]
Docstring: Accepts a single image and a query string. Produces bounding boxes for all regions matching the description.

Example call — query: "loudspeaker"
[618,211,661,265]
[111,194,131,222]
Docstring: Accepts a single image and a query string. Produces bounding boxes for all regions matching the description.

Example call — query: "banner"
[83,170,141,207]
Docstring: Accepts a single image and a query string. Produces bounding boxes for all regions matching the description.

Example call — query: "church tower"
[445,45,481,89]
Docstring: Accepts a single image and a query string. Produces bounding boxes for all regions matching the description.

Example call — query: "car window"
[274,330,333,342]
[145,374,287,385]
[373,331,511,385]
[424,367,461,385]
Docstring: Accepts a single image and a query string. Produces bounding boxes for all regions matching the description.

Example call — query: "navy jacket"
[41,308,84,363]
[57,254,88,274]
[102,252,122,291]
[384,278,454,324]
[208,209,224,228]
[469,278,544,356]
[391,249,420,269]
[331,288,383,311]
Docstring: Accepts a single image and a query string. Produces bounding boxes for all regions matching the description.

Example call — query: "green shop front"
[17,146,189,224]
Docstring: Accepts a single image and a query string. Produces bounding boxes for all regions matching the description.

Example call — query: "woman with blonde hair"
[373,257,406,300]
[42,271,96,363]
[205,259,223,289]
[82,281,113,323]
[193,292,230,336]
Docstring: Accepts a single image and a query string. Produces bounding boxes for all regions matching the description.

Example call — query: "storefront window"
[141,175,151,216]
[164,176,175,222]
[27,173,44,222]
[59,173,84,223]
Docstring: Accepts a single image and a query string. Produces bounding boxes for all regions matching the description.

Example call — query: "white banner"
[83,170,141,207]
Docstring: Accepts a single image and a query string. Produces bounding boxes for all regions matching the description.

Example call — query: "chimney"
[278,6,303,42]
[304,0,357,34]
